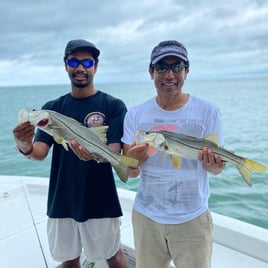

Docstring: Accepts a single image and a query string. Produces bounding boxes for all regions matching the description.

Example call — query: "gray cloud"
[0,0,267,86]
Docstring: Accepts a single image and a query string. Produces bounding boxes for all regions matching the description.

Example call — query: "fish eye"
[37,118,49,126]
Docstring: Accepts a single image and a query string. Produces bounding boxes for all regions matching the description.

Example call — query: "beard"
[72,81,90,88]
[70,72,91,88]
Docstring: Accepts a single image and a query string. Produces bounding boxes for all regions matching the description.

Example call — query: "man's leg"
[169,210,213,268]
[106,249,127,268]
[48,218,82,267]
[132,210,171,268]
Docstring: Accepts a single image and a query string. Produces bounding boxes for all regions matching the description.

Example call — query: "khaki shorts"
[47,217,121,262]
[132,210,213,268]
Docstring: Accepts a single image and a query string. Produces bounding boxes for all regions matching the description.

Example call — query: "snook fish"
[136,130,267,187]
[18,109,139,182]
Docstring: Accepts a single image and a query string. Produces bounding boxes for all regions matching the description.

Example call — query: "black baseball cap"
[64,39,100,61]
[150,40,189,66]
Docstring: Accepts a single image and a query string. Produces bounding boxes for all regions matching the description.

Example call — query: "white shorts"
[47,217,121,262]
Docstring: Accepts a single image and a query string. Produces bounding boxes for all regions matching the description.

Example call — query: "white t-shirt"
[122,95,223,224]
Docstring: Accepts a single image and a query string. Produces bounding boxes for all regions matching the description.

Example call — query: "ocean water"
[1,77,268,229]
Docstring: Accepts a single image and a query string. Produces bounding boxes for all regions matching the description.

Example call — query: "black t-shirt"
[35,90,127,221]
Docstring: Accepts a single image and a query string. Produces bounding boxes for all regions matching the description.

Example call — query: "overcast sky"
[1,0,267,86]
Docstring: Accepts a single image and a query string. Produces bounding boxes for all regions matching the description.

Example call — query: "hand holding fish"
[124,142,150,178]
[13,121,35,155]
[125,143,150,165]
[69,140,98,161]
[198,147,226,175]
[69,140,119,163]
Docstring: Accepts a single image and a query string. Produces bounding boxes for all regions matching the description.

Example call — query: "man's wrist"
[17,145,33,156]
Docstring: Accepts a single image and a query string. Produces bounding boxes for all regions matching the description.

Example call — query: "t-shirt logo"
[84,112,106,128]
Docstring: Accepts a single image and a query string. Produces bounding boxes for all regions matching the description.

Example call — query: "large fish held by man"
[18,108,139,182]
[136,130,267,187]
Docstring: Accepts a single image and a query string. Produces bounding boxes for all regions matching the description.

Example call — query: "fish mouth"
[29,111,50,126]
[18,109,50,126]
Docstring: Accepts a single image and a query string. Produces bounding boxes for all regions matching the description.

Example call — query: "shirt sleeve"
[121,109,136,145]
[106,98,127,145]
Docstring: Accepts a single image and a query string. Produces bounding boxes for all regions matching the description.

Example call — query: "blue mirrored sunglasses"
[66,58,95,68]
[154,62,185,73]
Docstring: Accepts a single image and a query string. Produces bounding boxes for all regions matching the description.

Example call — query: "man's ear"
[93,64,98,74]
[149,67,154,80]
[184,68,189,80]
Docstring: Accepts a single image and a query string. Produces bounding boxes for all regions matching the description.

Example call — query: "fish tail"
[113,165,128,183]
[112,155,139,183]
[238,159,267,187]
[244,159,267,172]
[120,155,139,168]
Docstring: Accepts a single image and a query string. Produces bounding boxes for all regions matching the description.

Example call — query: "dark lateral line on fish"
[166,136,243,167]
[54,115,116,160]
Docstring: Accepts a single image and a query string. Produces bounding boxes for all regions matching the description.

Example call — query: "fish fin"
[90,126,109,143]
[238,159,267,187]
[204,133,219,146]
[244,158,267,172]
[53,136,69,151]
[170,155,182,169]
[238,167,252,187]
[62,141,69,151]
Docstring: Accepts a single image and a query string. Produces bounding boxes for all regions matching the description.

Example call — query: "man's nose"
[164,67,175,77]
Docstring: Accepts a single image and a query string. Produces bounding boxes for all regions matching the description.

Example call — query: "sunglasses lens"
[67,58,94,68]
[81,59,94,68]
[171,63,185,72]
[154,63,185,73]
[67,58,79,68]
[155,63,168,73]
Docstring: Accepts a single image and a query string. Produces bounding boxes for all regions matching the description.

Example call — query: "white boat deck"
[1,175,268,268]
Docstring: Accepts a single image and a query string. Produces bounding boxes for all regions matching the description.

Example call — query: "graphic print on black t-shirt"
[84,112,107,128]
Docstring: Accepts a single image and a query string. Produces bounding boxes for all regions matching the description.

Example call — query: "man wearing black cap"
[122,40,226,268]
[13,39,127,267]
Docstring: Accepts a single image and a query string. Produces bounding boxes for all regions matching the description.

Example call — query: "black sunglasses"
[154,62,186,73]
[66,58,95,69]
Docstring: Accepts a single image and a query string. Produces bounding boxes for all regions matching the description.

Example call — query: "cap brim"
[152,52,188,64]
